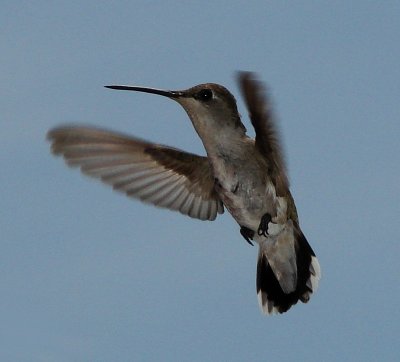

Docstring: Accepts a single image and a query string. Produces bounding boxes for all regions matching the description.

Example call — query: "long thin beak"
[104,85,183,99]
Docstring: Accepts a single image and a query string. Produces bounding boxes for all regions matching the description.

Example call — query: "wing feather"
[238,72,289,195]
[48,126,223,221]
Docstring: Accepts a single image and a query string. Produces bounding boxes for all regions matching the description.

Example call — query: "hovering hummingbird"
[48,72,320,315]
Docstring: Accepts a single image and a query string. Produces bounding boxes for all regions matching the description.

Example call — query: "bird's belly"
[216,181,267,230]
[211,156,279,230]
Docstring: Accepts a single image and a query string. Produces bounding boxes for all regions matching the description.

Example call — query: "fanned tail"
[256,230,320,315]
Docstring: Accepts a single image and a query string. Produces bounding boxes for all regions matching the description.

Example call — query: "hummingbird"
[47,72,320,315]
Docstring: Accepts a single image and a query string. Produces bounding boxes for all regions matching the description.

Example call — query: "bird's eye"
[197,89,213,101]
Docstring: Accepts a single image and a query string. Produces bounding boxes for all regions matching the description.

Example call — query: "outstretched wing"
[238,71,289,195]
[48,126,224,221]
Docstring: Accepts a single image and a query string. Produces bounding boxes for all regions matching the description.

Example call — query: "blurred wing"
[238,71,289,195]
[48,126,224,221]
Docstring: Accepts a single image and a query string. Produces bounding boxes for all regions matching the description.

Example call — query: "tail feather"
[256,230,320,315]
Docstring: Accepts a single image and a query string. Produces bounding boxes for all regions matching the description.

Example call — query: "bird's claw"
[257,213,273,237]
[240,226,254,246]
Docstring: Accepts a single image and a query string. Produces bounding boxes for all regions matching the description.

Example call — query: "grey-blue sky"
[1,1,399,361]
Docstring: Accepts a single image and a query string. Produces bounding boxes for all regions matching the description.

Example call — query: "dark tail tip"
[256,232,320,315]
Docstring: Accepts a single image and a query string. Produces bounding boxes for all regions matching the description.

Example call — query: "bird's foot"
[257,213,275,237]
[240,226,254,246]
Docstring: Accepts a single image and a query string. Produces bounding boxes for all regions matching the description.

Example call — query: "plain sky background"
[2,2,399,361]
